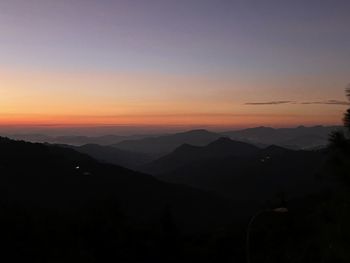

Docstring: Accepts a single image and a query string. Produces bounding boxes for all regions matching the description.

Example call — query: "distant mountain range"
[3,126,341,153]
[1,133,154,146]
[113,126,341,154]
[222,125,341,150]
[3,126,339,174]
[113,129,221,154]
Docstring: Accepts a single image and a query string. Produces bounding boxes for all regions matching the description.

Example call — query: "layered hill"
[143,138,331,203]
[141,137,260,175]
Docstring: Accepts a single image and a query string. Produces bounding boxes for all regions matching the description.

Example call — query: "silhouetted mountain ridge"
[1,133,154,146]
[114,129,221,154]
[223,125,341,149]
[141,137,260,175]
[2,126,340,152]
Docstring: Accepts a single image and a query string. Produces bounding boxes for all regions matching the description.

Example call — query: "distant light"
[261,156,272,162]
[272,207,288,213]
[75,166,80,170]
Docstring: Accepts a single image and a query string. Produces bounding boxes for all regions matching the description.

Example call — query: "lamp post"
[246,207,288,263]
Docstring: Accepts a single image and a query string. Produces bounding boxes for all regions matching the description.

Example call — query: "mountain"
[64,144,155,169]
[280,133,329,149]
[222,125,341,149]
[141,137,260,175]
[2,133,153,146]
[146,140,331,203]
[113,129,221,154]
[49,135,128,145]
[5,125,340,150]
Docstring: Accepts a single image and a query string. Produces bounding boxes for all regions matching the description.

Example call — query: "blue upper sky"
[1,0,349,75]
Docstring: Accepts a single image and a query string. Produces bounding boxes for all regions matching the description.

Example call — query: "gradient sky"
[0,0,349,131]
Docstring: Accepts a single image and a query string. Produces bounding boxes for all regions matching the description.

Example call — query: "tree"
[343,84,350,134]
[328,84,350,182]
[329,85,350,148]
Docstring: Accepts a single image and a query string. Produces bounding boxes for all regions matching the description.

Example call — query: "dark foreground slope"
[0,137,246,262]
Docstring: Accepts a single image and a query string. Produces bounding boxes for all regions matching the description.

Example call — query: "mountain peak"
[208,137,258,149]
[210,136,232,144]
[182,129,213,135]
[173,143,200,153]
[197,137,260,158]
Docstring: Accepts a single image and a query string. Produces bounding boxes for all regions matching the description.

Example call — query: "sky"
[0,0,349,133]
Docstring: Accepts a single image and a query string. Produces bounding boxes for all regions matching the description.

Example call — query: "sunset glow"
[0,0,349,130]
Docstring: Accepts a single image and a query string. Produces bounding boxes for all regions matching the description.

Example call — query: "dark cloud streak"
[245,100,349,106]
[300,100,349,106]
[245,101,293,105]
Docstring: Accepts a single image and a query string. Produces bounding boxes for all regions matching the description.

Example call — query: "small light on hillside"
[272,207,288,213]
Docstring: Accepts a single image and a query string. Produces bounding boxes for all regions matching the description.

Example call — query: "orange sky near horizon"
[0,69,347,129]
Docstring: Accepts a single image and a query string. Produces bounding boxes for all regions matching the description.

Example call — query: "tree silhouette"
[343,84,350,134]
[328,84,350,182]
[329,85,350,144]
[329,130,348,151]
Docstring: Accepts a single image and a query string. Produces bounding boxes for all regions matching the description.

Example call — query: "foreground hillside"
[0,137,245,262]
[0,136,346,262]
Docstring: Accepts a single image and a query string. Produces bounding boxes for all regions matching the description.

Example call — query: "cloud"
[300,100,350,105]
[245,101,293,105]
[245,100,349,106]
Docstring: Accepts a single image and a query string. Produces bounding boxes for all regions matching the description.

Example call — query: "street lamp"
[246,207,288,263]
